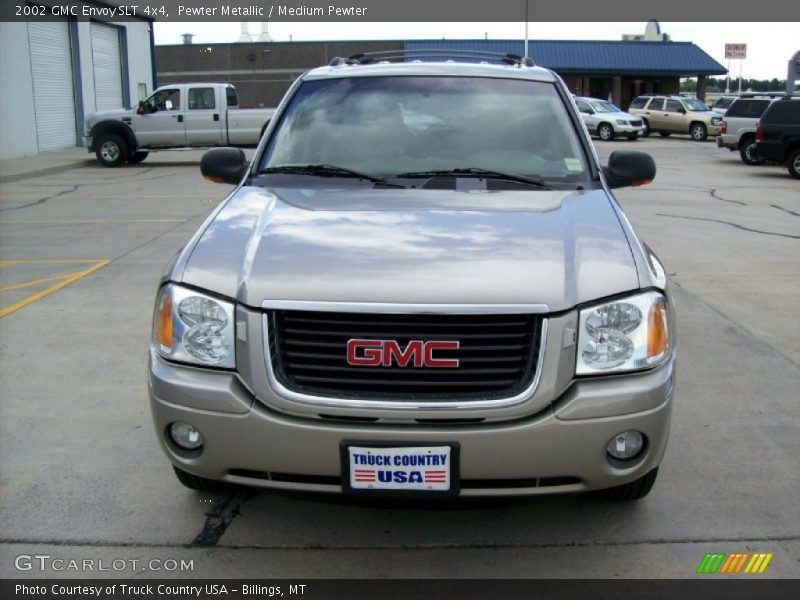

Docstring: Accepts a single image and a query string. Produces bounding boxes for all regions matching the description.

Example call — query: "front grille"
[267,310,542,401]
[629,119,643,126]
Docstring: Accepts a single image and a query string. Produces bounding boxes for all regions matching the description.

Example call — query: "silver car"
[149,53,675,501]
[574,96,647,141]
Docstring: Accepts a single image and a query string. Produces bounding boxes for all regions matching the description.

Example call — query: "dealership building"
[0,2,156,160]
[156,23,726,110]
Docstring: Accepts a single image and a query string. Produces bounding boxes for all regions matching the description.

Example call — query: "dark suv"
[755,99,800,178]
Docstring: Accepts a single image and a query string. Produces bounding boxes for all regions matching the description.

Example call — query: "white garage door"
[91,22,123,112]
[28,20,77,152]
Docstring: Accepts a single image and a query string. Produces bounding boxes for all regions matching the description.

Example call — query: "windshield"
[684,98,710,112]
[589,100,622,113]
[260,76,589,184]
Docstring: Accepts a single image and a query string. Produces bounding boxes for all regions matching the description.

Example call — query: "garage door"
[28,20,77,152]
[91,22,123,112]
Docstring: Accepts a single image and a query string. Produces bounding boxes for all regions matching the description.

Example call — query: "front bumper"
[613,124,646,136]
[149,353,675,496]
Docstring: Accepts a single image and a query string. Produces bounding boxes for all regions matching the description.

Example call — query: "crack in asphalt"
[2,534,799,551]
[187,490,255,548]
[656,213,800,240]
[709,188,747,206]
[771,204,800,218]
[0,185,78,212]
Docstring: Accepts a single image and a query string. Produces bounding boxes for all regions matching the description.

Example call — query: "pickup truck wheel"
[658,131,671,138]
[173,466,231,492]
[128,151,149,164]
[690,122,707,141]
[597,123,614,141]
[95,134,128,167]
[595,467,659,501]
[739,139,764,165]
[788,149,800,179]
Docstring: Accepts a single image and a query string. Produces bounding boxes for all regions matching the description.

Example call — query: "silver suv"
[149,52,676,501]
[574,96,646,141]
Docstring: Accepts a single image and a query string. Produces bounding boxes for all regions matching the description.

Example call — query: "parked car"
[149,52,674,502]
[574,96,646,141]
[754,99,800,178]
[628,95,723,140]
[84,83,275,167]
[716,97,782,165]
[710,96,737,115]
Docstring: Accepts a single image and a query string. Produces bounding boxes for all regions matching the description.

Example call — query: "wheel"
[597,123,614,141]
[690,122,707,141]
[95,134,128,167]
[128,151,149,164]
[739,138,764,165]
[788,149,800,179]
[641,120,650,137]
[595,467,659,501]
[626,133,639,141]
[658,131,671,138]
[173,466,231,492]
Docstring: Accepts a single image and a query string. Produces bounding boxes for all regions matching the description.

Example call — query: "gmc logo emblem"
[346,339,460,368]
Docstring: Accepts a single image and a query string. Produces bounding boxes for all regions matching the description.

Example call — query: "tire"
[690,122,707,142]
[128,151,149,164]
[595,467,659,501]
[658,131,671,138]
[626,133,639,141]
[641,120,650,137]
[788,149,800,179]
[173,466,231,492]
[95,134,128,167]
[739,138,764,166]
[597,123,614,141]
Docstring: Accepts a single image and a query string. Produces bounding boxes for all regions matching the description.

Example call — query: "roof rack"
[329,49,535,67]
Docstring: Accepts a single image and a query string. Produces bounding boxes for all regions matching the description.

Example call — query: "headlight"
[152,284,236,368]
[615,119,629,125]
[576,291,670,375]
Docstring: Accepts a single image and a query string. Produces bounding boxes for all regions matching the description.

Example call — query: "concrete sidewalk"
[0,147,94,183]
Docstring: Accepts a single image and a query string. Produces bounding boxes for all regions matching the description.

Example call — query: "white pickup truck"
[84,83,275,166]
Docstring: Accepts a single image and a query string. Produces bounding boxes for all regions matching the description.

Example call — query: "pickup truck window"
[149,88,180,112]
[188,87,216,110]
[261,76,589,183]
[226,86,238,108]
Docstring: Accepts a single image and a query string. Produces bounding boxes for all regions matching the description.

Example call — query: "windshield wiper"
[259,164,403,188]
[396,168,552,189]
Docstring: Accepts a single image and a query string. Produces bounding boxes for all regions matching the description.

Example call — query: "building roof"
[405,40,727,77]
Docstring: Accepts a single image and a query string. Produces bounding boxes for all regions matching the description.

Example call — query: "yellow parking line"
[0,259,104,264]
[0,219,185,224]
[0,273,73,292]
[0,259,110,318]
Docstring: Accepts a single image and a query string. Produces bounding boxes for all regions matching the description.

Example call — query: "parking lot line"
[0,259,110,318]
[0,219,186,224]
[0,273,74,292]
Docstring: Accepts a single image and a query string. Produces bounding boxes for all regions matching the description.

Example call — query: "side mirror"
[602,151,656,189]
[678,108,686,114]
[137,101,146,115]
[201,148,247,184]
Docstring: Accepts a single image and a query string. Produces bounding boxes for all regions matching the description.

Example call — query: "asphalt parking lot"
[0,137,798,579]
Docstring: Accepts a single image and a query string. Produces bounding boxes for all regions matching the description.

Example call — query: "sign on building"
[725,44,747,59]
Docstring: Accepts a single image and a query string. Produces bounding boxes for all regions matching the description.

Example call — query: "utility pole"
[524,0,529,59]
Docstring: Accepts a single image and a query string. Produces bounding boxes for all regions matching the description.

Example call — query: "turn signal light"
[156,295,173,352]
[647,302,668,360]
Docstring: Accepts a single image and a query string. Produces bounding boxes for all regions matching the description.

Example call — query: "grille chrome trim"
[262,311,548,411]
[261,300,549,314]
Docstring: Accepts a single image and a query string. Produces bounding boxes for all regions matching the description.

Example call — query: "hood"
[180,186,641,313]
[86,108,132,122]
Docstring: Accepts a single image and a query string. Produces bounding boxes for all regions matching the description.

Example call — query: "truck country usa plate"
[343,444,458,494]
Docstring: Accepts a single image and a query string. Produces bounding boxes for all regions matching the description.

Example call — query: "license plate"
[342,443,459,495]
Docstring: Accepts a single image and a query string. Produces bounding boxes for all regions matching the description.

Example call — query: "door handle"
[177,115,183,123]
[213,113,220,122]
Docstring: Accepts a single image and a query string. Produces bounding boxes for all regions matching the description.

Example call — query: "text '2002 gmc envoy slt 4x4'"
[149,51,676,501]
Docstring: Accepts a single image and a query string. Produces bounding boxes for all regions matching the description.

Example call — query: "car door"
[644,97,666,130]
[576,100,598,134]
[134,88,186,147]
[185,86,225,146]
[663,99,686,133]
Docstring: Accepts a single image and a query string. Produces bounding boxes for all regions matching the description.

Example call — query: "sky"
[153,21,800,81]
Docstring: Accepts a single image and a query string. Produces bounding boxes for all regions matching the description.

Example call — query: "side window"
[576,100,592,114]
[763,101,800,125]
[665,100,683,113]
[727,100,769,118]
[647,98,665,111]
[226,87,238,108]
[188,88,216,110]
[629,97,648,109]
[149,89,181,112]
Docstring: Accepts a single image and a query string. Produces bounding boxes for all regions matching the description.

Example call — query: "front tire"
[597,123,614,141]
[788,149,800,179]
[626,133,639,141]
[690,122,707,141]
[128,151,149,164]
[173,466,231,492]
[596,467,659,501]
[641,120,650,137]
[95,134,128,167]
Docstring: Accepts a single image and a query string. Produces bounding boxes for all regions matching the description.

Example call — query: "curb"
[0,159,96,184]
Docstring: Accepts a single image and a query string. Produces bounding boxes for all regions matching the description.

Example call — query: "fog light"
[169,422,203,450]
[607,431,644,460]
